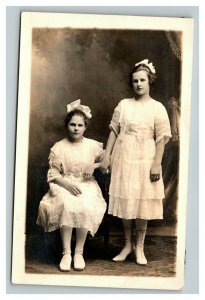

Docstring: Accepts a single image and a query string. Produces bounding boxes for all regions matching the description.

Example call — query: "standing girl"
[37,100,106,271]
[101,59,172,265]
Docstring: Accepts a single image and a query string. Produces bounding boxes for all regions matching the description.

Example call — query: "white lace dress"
[37,137,107,236]
[108,98,172,220]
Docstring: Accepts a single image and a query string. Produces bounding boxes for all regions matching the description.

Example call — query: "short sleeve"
[91,140,104,162]
[47,144,63,182]
[155,103,172,144]
[109,102,121,135]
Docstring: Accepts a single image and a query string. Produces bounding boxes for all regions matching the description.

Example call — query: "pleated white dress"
[108,98,172,220]
[37,137,107,236]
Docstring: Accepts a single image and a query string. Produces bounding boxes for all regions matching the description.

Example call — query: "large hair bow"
[67,99,92,119]
[135,59,156,74]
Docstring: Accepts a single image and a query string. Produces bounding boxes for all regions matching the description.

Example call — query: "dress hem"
[107,212,163,220]
[36,221,99,237]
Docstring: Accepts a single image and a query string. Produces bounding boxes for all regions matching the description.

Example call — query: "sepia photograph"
[11,11,194,290]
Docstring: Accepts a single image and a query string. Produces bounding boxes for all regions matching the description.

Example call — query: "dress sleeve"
[47,144,63,182]
[109,102,121,135]
[91,140,104,162]
[155,102,172,144]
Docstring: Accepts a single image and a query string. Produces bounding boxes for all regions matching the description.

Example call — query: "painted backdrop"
[26,28,181,234]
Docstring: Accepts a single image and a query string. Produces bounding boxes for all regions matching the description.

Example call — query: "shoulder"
[150,98,167,111]
[50,138,68,152]
[115,98,135,109]
[119,98,134,105]
[83,137,103,149]
[150,99,169,122]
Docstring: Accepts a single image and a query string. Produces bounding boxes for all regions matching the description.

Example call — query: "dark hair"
[129,64,156,87]
[64,110,89,127]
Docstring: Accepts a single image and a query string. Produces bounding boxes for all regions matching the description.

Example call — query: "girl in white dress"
[37,100,106,272]
[101,59,172,265]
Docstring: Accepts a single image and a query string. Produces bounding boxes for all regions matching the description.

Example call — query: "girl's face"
[132,70,150,97]
[67,114,86,142]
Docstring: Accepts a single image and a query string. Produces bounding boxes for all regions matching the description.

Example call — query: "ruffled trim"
[37,212,105,237]
[36,221,60,233]
[108,196,163,220]
[108,211,163,220]
[36,220,103,237]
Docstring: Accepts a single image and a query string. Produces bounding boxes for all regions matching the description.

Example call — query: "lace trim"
[36,220,102,237]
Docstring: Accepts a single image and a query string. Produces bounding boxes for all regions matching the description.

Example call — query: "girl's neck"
[134,94,151,102]
[66,136,83,144]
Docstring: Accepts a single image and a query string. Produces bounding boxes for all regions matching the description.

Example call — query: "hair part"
[64,109,89,128]
[129,64,156,87]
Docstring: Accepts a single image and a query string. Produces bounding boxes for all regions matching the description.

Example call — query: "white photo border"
[11,11,194,290]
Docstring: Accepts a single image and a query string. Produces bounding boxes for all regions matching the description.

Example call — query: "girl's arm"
[83,132,117,180]
[150,138,165,182]
[100,130,117,173]
[52,177,82,196]
[83,162,102,180]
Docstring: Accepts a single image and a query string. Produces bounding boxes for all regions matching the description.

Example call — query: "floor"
[25,232,177,277]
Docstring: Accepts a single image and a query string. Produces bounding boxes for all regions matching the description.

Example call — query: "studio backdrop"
[26,26,180,235]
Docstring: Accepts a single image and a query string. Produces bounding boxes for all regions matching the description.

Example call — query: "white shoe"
[74,254,85,271]
[112,247,132,262]
[135,246,147,265]
[59,253,72,272]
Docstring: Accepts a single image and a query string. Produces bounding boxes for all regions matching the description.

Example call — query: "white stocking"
[135,219,148,265]
[59,226,73,271]
[74,228,88,270]
[60,225,73,254]
[112,219,133,262]
[75,228,88,255]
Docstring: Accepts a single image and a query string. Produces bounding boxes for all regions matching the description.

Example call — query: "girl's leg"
[113,219,133,262]
[135,218,148,265]
[74,228,88,270]
[59,225,73,271]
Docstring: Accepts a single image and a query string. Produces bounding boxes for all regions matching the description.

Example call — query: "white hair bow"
[67,99,92,119]
[135,59,156,74]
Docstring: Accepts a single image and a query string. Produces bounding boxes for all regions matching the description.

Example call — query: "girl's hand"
[83,165,95,180]
[65,183,82,196]
[150,162,161,182]
[100,156,110,174]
